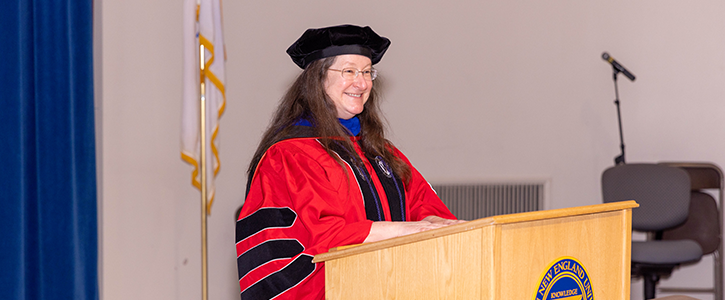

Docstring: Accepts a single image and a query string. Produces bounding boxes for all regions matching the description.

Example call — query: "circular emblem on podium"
[532,256,593,300]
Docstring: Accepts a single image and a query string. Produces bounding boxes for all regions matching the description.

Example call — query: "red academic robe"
[236,136,455,300]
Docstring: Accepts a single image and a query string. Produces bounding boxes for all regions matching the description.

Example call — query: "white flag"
[181,0,226,213]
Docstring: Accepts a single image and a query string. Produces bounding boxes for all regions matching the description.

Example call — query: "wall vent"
[431,183,545,220]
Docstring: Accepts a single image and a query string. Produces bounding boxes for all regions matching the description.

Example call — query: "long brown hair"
[248,56,411,182]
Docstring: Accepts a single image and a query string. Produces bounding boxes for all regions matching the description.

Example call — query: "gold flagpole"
[199,43,209,300]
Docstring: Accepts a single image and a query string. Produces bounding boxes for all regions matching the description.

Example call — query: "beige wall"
[97,0,725,299]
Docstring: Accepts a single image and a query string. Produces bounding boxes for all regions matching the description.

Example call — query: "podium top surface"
[313,200,638,263]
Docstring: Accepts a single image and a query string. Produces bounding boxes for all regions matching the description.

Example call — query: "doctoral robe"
[236,131,455,300]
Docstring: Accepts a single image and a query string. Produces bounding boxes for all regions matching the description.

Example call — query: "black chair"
[602,163,703,300]
[659,162,723,300]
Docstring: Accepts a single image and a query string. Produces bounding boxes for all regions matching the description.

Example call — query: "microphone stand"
[612,69,626,165]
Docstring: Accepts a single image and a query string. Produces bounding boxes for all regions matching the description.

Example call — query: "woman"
[236,25,462,300]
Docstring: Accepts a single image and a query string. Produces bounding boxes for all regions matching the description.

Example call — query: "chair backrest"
[659,161,724,256]
[602,163,691,232]
[662,191,721,254]
[664,162,723,191]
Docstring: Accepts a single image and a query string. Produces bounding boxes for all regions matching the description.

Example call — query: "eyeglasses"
[328,68,378,81]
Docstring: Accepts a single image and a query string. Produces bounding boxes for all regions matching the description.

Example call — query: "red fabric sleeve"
[236,139,372,300]
[260,140,373,250]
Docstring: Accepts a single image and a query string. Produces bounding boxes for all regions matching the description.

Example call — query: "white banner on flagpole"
[181,0,225,213]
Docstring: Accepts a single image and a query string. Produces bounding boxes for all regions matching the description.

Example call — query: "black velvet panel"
[367,155,406,221]
[236,207,297,243]
[328,141,384,221]
[240,254,316,300]
[237,239,304,279]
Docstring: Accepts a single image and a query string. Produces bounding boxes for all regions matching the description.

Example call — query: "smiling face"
[324,54,373,119]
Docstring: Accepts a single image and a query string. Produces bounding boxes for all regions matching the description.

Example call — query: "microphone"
[602,52,636,81]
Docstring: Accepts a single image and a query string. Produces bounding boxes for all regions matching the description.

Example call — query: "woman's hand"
[422,215,467,226]
[363,216,465,244]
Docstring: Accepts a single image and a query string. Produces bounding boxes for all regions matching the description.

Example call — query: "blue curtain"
[0,0,98,299]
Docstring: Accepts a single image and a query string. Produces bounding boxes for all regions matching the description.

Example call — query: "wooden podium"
[314,201,638,300]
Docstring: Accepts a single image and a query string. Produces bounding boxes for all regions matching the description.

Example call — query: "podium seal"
[533,256,593,300]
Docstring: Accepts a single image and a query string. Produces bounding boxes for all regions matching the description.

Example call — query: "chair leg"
[644,274,660,300]
[716,250,723,300]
